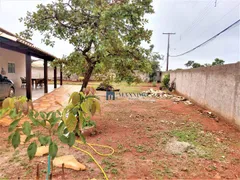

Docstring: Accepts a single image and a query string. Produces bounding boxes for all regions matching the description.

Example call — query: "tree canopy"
[185,58,225,69]
[19,0,155,90]
[212,58,225,66]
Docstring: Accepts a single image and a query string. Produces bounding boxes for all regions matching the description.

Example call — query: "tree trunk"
[80,63,95,91]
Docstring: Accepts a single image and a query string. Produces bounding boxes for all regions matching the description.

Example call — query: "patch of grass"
[140,156,146,160]
[117,144,124,150]
[102,159,116,172]
[87,157,94,163]
[111,168,119,175]
[170,127,198,145]
[168,122,227,160]
[9,150,21,163]
[135,145,145,153]
[153,166,174,179]
[24,168,32,177]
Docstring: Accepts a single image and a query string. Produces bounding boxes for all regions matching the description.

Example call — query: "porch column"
[25,54,32,100]
[44,59,48,93]
[54,66,57,89]
[60,64,63,86]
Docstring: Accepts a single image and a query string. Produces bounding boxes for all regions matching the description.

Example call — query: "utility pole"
[163,33,175,71]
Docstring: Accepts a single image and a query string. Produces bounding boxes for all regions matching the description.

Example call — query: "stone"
[165,138,193,155]
[20,135,27,145]
[35,146,49,157]
[53,155,86,171]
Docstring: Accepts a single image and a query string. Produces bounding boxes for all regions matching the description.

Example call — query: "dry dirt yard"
[1,89,240,179]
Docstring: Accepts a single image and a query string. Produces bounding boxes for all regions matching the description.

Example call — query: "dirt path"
[0,87,240,179]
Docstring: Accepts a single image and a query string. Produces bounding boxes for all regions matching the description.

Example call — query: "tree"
[185,61,202,68]
[19,0,155,91]
[192,63,202,68]
[212,58,225,66]
[185,61,194,68]
[149,52,161,82]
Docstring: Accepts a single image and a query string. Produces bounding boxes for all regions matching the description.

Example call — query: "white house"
[0,27,62,99]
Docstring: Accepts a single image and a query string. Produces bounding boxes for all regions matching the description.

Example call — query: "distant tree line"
[185,58,225,69]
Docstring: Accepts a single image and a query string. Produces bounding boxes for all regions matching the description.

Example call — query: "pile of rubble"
[142,89,192,105]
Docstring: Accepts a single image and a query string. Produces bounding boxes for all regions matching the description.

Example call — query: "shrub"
[152,81,157,87]
[162,74,170,88]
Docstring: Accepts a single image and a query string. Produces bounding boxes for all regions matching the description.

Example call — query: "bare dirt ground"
[1,87,240,179]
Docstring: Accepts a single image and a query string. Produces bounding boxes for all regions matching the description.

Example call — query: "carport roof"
[0,27,57,61]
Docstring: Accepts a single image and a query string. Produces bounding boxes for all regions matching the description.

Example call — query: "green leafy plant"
[152,81,157,87]
[19,0,155,91]
[161,74,170,89]
[0,87,100,161]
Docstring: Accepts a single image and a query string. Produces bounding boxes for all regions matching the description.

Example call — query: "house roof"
[0,27,57,60]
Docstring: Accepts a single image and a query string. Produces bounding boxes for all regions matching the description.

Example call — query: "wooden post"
[62,163,65,180]
[44,59,48,93]
[54,66,57,89]
[36,164,40,180]
[60,64,63,86]
[25,54,32,100]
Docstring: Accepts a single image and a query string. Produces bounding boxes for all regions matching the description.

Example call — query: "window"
[8,63,15,73]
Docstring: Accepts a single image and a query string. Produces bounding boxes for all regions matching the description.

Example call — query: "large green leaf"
[81,100,90,113]
[71,92,80,105]
[65,113,77,132]
[57,121,65,136]
[27,142,37,160]
[22,121,31,136]
[68,132,75,147]
[8,119,20,132]
[49,142,58,159]
[2,98,14,109]
[59,135,69,144]
[40,112,46,119]
[9,109,17,119]
[8,133,14,143]
[12,131,20,149]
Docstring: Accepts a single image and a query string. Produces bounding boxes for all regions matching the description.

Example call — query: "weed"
[207,165,217,171]
[41,169,47,174]
[135,145,145,153]
[111,168,119,175]
[117,144,123,150]
[87,157,94,163]
[102,159,116,172]
[152,81,157,87]
[20,161,28,167]
[24,168,32,177]
[140,156,146,160]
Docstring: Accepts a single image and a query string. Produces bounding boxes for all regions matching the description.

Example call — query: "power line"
[197,1,240,39]
[170,19,240,57]
[176,0,214,41]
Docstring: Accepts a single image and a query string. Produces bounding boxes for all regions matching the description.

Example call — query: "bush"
[161,74,170,88]
[152,81,157,87]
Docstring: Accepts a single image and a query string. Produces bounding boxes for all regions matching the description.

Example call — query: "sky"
[0,0,240,70]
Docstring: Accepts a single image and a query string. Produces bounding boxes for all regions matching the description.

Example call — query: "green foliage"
[27,142,37,160]
[149,53,161,82]
[185,58,225,69]
[212,58,225,66]
[185,60,195,68]
[152,81,157,87]
[62,87,100,135]
[19,0,155,90]
[161,74,170,88]
[49,142,58,160]
[0,87,101,162]
[192,63,202,68]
